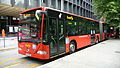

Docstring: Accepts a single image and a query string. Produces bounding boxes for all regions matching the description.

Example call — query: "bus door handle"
[51,36,57,44]
[59,35,64,40]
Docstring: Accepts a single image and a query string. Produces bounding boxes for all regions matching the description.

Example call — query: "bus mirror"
[36,10,41,16]
[35,10,47,16]
[41,11,47,16]
[35,10,47,20]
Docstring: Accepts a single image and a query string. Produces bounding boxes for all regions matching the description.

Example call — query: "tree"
[93,0,120,27]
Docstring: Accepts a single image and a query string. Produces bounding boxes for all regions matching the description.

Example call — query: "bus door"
[91,30,96,44]
[90,22,96,44]
[49,18,58,56]
[58,20,65,54]
[49,18,65,56]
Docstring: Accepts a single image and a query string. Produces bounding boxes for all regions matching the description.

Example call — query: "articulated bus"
[18,7,109,59]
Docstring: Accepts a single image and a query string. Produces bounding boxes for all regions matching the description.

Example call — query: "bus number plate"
[26,53,31,56]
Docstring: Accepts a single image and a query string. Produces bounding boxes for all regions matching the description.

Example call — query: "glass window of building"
[42,0,46,3]
[28,0,38,9]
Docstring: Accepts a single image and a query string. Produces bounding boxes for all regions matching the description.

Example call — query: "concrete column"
[45,0,49,7]
[39,0,42,6]
[48,0,51,7]
[24,0,29,8]
[71,4,73,13]
[75,6,77,14]
[61,0,64,11]
[36,0,40,7]
[11,0,15,6]
[56,0,58,9]
[8,16,13,26]
[6,17,9,36]
[67,2,69,12]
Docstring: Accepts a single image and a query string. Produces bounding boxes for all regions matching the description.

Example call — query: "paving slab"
[0,46,17,51]
[0,37,18,51]
[36,39,120,68]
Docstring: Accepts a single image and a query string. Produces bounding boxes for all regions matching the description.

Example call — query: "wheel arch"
[70,40,77,49]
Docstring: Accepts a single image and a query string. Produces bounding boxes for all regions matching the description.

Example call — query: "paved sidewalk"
[0,46,17,51]
[36,39,120,68]
[0,37,18,51]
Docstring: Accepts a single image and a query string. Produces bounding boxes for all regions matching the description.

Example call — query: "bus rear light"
[37,51,47,54]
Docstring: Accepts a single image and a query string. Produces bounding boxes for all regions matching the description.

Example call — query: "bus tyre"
[69,42,76,53]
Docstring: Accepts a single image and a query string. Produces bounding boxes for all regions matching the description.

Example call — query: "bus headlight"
[32,44,36,49]
[37,51,47,54]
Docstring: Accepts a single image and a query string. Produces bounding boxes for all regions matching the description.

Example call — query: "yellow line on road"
[0,60,9,64]
[0,57,20,61]
[2,60,27,68]
[21,64,40,68]
[4,63,20,68]
[0,58,11,61]
[0,57,21,64]
[9,57,21,60]
[29,64,40,68]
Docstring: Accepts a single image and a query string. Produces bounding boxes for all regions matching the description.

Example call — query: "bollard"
[2,29,5,48]
[2,29,5,38]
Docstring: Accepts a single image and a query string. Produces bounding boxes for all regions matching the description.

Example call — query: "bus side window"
[78,22,81,35]
[66,21,78,36]
[78,22,86,35]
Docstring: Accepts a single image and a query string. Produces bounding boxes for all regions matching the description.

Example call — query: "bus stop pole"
[3,37,5,48]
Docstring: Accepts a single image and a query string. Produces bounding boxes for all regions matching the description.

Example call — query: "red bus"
[18,7,108,59]
[103,23,110,40]
[109,26,116,38]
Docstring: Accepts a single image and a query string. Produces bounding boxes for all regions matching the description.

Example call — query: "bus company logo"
[67,16,73,20]
[25,44,30,47]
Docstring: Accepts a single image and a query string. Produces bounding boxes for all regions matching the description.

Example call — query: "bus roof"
[20,7,43,14]
[47,7,99,22]
[20,7,99,22]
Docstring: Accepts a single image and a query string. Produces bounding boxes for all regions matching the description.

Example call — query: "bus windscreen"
[18,10,41,43]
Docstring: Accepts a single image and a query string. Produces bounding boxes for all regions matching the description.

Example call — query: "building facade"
[0,0,96,36]
[41,0,94,18]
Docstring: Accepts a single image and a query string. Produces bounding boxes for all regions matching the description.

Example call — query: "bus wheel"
[69,42,76,53]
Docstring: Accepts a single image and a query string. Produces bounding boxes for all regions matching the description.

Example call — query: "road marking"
[4,63,20,68]
[0,57,19,61]
[2,60,27,68]
[0,57,21,64]
[29,64,40,68]
[21,64,40,68]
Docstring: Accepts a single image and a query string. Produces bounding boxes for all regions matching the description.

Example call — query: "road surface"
[0,49,47,68]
